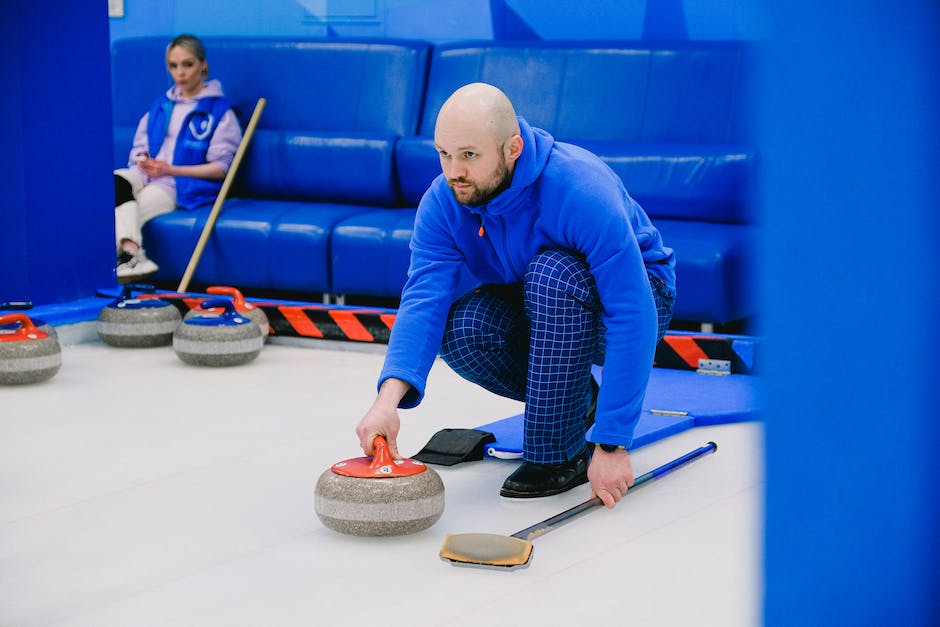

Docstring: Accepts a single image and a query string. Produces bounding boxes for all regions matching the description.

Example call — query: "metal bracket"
[650,409,689,417]
[697,358,731,376]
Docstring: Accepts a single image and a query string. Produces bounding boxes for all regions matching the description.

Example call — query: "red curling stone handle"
[207,286,254,310]
[331,435,428,478]
[0,313,49,342]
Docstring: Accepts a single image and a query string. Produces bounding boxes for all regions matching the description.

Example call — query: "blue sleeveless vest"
[146,95,233,210]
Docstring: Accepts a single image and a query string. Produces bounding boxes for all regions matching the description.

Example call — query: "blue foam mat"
[476,367,760,459]
[8,297,112,327]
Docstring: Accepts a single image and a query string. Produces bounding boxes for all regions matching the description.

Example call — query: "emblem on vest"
[189,113,215,141]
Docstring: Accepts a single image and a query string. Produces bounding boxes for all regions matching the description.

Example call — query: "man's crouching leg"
[440,284,529,401]
[500,249,602,498]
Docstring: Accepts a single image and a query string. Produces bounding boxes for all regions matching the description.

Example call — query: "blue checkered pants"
[440,250,674,463]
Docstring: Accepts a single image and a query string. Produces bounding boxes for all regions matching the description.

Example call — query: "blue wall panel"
[0,4,28,303]
[109,0,765,44]
[0,0,114,305]
[758,1,940,624]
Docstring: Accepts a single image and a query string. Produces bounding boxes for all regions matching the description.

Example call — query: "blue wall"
[0,0,114,305]
[109,0,766,43]
[758,1,940,624]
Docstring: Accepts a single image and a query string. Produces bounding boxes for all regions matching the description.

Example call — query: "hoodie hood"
[166,78,225,103]
[464,116,554,216]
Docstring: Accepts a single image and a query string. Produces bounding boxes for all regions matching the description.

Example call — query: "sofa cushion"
[395,137,440,206]
[330,209,417,297]
[238,130,400,206]
[142,199,375,293]
[331,208,480,299]
[655,220,757,324]
[577,141,755,224]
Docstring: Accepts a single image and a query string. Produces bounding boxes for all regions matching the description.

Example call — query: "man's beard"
[447,155,512,207]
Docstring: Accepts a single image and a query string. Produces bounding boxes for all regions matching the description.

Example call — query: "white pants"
[114,168,176,252]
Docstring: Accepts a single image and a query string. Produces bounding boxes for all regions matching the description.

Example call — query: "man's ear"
[505,134,524,163]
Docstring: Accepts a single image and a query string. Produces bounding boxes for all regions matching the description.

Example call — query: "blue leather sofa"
[111,38,756,324]
[112,37,430,294]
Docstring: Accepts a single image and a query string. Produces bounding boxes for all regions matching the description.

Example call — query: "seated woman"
[114,34,243,279]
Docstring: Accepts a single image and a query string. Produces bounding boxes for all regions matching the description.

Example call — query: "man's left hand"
[587,447,634,508]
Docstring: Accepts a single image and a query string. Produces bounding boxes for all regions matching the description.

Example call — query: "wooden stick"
[177,97,266,292]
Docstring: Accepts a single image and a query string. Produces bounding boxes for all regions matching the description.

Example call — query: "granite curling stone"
[0,313,62,385]
[173,298,263,367]
[201,286,269,340]
[315,436,445,536]
[97,287,181,347]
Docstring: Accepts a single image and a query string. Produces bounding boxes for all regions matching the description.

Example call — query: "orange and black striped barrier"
[135,292,396,344]
[261,304,396,343]
[117,288,759,370]
[654,333,756,374]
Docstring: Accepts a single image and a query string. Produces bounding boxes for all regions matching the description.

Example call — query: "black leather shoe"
[500,446,590,498]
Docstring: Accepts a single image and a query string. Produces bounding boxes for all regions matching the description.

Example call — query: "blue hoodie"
[379,118,675,447]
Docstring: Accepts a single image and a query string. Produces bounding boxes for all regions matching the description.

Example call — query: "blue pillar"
[759,2,940,624]
[0,1,114,305]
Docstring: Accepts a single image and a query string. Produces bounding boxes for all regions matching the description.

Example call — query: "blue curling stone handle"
[108,284,171,309]
[185,298,252,327]
[110,298,172,310]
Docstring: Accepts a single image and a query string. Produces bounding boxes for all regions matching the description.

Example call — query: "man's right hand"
[354,378,411,459]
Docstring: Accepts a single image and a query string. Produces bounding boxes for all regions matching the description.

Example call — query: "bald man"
[356,83,675,507]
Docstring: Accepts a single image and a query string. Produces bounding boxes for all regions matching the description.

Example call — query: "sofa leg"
[701,322,714,334]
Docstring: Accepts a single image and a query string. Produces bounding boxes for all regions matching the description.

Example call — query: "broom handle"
[512,441,718,541]
[177,97,266,292]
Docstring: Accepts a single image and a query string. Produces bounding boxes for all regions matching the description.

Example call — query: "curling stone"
[1,301,57,339]
[173,298,263,367]
[315,436,445,536]
[97,286,181,347]
[0,313,62,385]
[184,286,269,340]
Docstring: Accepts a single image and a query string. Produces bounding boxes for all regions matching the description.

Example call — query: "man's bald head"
[436,83,520,145]
[433,83,525,206]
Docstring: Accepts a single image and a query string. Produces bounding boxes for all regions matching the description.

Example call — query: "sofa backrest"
[113,37,430,135]
[419,41,751,144]
[397,41,755,223]
[111,37,431,206]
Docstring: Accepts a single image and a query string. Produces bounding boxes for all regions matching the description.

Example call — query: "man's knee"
[442,291,486,358]
[441,289,519,362]
[524,249,597,308]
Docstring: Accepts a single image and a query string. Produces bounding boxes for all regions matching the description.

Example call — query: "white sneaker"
[116,249,159,278]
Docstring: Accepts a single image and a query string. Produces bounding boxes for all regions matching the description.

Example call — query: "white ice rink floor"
[1,327,763,627]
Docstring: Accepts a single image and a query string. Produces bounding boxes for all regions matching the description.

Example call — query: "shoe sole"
[116,270,158,285]
[116,263,159,279]
[499,473,589,499]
